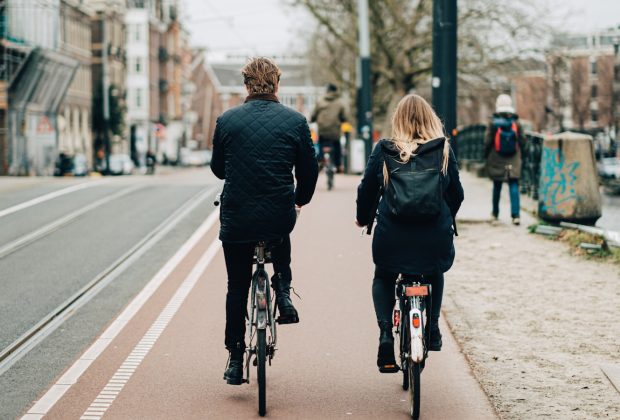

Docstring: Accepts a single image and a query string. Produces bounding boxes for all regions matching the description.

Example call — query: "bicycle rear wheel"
[408,361,421,419]
[257,329,267,416]
[400,315,409,390]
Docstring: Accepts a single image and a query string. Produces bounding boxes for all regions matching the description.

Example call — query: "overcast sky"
[182,0,620,59]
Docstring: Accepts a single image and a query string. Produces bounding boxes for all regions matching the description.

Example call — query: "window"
[591,84,597,98]
[135,58,142,74]
[591,109,598,123]
[591,59,597,75]
[135,24,141,42]
[136,88,142,108]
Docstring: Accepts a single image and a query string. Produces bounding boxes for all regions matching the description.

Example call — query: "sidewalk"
[28,173,497,419]
[445,169,620,419]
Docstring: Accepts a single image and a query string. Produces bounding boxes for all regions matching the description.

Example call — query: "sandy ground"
[443,219,620,419]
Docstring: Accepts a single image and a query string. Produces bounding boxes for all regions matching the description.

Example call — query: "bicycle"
[321,145,335,191]
[244,241,278,417]
[394,275,432,419]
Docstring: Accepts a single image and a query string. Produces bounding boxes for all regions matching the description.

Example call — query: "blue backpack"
[492,117,519,156]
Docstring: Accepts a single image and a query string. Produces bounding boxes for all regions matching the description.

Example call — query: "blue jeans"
[493,180,520,218]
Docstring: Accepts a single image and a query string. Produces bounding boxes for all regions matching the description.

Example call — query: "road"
[2,169,496,419]
[598,191,620,232]
[0,169,220,419]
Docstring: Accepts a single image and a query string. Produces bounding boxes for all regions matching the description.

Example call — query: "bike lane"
[32,175,497,419]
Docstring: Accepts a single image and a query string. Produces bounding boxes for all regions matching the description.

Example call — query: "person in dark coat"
[356,94,464,372]
[484,94,526,225]
[211,57,319,385]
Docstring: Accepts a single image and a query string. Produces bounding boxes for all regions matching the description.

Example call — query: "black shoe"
[272,274,299,324]
[429,321,442,351]
[223,348,244,385]
[377,321,399,373]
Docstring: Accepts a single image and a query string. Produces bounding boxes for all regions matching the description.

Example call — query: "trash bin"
[349,138,366,174]
[538,132,602,225]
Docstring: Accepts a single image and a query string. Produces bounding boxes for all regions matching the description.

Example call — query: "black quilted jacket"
[211,94,319,243]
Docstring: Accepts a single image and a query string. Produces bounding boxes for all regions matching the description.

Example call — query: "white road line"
[0,180,109,220]
[0,185,142,259]
[22,207,220,418]
[80,236,221,418]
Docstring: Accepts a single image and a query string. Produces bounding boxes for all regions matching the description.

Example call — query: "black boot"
[377,321,399,373]
[429,319,442,351]
[271,274,299,324]
[223,345,244,385]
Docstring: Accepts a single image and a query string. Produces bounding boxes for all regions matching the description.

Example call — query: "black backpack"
[382,139,445,223]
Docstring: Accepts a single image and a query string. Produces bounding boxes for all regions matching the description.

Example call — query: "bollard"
[538,132,602,225]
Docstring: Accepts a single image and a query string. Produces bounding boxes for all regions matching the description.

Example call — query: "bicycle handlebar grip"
[214,193,221,206]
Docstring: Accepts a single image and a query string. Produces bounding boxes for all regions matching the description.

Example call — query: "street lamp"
[357,0,373,162]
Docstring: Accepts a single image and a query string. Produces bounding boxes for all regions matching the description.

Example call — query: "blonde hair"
[241,57,282,95]
[384,94,450,184]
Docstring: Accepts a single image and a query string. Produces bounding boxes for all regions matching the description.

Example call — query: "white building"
[124,7,150,163]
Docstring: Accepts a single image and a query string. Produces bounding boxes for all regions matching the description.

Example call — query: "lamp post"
[357,0,373,162]
[432,0,458,158]
[613,37,620,157]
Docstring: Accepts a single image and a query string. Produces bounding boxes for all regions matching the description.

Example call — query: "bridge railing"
[456,125,545,200]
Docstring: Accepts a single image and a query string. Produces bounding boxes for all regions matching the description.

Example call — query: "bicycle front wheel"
[257,328,267,416]
[408,361,421,419]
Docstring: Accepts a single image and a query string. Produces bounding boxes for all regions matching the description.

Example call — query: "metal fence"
[456,125,544,200]
[455,124,486,161]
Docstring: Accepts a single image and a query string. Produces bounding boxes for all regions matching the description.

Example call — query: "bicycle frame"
[245,242,277,383]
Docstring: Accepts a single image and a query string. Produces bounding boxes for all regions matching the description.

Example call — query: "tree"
[292,0,553,133]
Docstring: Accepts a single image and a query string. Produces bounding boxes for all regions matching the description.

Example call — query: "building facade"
[210,56,323,120]
[90,0,128,163]
[58,0,93,167]
[189,49,222,150]
[1,0,78,175]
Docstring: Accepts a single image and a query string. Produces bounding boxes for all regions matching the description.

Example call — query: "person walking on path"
[484,94,526,225]
[355,94,464,372]
[311,83,348,172]
[211,57,319,385]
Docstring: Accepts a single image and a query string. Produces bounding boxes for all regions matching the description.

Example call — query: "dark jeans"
[372,267,444,325]
[319,137,342,168]
[222,236,291,350]
[492,179,520,218]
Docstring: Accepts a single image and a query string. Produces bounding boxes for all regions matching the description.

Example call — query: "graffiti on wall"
[539,148,581,216]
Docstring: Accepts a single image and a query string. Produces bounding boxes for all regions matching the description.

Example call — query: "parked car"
[598,157,620,194]
[108,154,134,175]
[54,153,89,177]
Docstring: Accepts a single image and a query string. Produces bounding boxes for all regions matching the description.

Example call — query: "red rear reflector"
[405,286,428,297]
[412,314,420,328]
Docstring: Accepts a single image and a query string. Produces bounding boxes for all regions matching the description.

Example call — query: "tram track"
[0,185,218,376]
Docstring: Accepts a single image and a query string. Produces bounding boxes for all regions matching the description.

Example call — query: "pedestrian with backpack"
[355,94,464,373]
[484,94,526,225]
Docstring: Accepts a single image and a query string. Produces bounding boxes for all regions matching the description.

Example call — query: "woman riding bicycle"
[355,94,464,372]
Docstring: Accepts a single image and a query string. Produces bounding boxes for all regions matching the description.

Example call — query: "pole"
[432,0,458,158]
[102,14,111,174]
[357,0,373,162]
[614,40,620,157]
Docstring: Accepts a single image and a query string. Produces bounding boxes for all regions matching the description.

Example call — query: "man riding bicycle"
[211,57,319,385]
[311,83,348,173]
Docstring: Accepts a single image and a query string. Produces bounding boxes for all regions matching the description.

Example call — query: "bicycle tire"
[401,312,409,391]
[408,361,421,419]
[257,328,267,416]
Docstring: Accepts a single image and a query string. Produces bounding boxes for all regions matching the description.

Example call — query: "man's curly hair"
[241,57,282,95]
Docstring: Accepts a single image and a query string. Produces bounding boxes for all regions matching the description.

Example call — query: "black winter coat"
[356,138,464,275]
[211,94,319,243]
